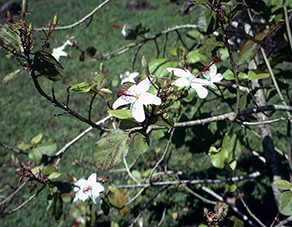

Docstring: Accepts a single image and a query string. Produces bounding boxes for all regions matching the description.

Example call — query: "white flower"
[73,173,104,205]
[52,39,72,61]
[120,71,139,84]
[202,64,223,87]
[122,23,133,37]
[167,67,213,99]
[112,78,161,122]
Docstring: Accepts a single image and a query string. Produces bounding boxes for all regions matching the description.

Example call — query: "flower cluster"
[73,173,104,205]
[167,64,222,99]
[112,64,222,123]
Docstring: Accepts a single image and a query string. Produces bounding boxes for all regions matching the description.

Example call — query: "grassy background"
[0,0,290,226]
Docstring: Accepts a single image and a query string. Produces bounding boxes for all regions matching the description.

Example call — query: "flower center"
[83,186,92,193]
[118,89,139,99]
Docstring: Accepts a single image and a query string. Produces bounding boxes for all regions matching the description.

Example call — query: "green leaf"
[34,57,63,81]
[235,29,269,65]
[119,119,139,130]
[0,23,23,52]
[48,172,62,180]
[70,82,93,93]
[238,72,248,81]
[29,148,42,164]
[34,140,57,156]
[94,130,130,171]
[109,188,129,217]
[2,69,21,83]
[247,70,270,80]
[35,51,63,69]
[149,58,178,77]
[31,133,43,144]
[186,49,208,63]
[222,68,234,80]
[47,192,63,221]
[278,191,292,216]
[108,109,133,120]
[199,36,224,55]
[99,88,112,94]
[229,184,237,192]
[209,147,228,169]
[43,165,58,176]
[133,132,149,155]
[273,179,292,190]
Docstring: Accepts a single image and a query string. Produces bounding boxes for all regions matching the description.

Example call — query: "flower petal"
[90,182,104,204]
[139,92,161,106]
[113,96,136,109]
[172,78,190,87]
[191,83,208,99]
[211,73,223,83]
[87,173,97,185]
[191,78,215,88]
[135,79,152,94]
[167,68,191,78]
[130,100,146,122]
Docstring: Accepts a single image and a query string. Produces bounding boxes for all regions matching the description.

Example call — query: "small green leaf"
[43,165,58,176]
[34,140,57,156]
[70,82,92,93]
[2,69,21,83]
[247,70,270,80]
[235,29,269,65]
[109,188,129,217]
[273,179,292,190]
[278,191,292,216]
[133,132,149,155]
[94,130,130,171]
[229,184,237,192]
[99,88,112,94]
[29,148,42,164]
[222,68,234,80]
[209,147,228,169]
[31,133,43,144]
[108,109,133,120]
[238,72,248,81]
[0,23,23,52]
[47,192,63,221]
[101,201,110,216]
[186,49,208,63]
[48,172,62,180]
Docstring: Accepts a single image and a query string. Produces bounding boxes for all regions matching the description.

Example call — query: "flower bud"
[53,14,58,25]
[141,56,150,75]
[100,63,104,71]
[22,0,28,13]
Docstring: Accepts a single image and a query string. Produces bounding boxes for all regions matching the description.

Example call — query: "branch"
[34,0,112,31]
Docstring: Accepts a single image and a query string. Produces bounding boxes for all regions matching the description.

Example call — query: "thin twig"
[34,0,112,31]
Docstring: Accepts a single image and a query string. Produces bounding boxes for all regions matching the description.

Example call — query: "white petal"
[191,84,208,99]
[135,79,152,94]
[113,96,136,109]
[202,64,217,80]
[128,72,139,80]
[130,100,146,122]
[191,78,215,88]
[139,92,161,106]
[172,78,190,87]
[74,179,87,192]
[211,73,223,83]
[90,182,104,204]
[87,173,97,185]
[167,68,190,78]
